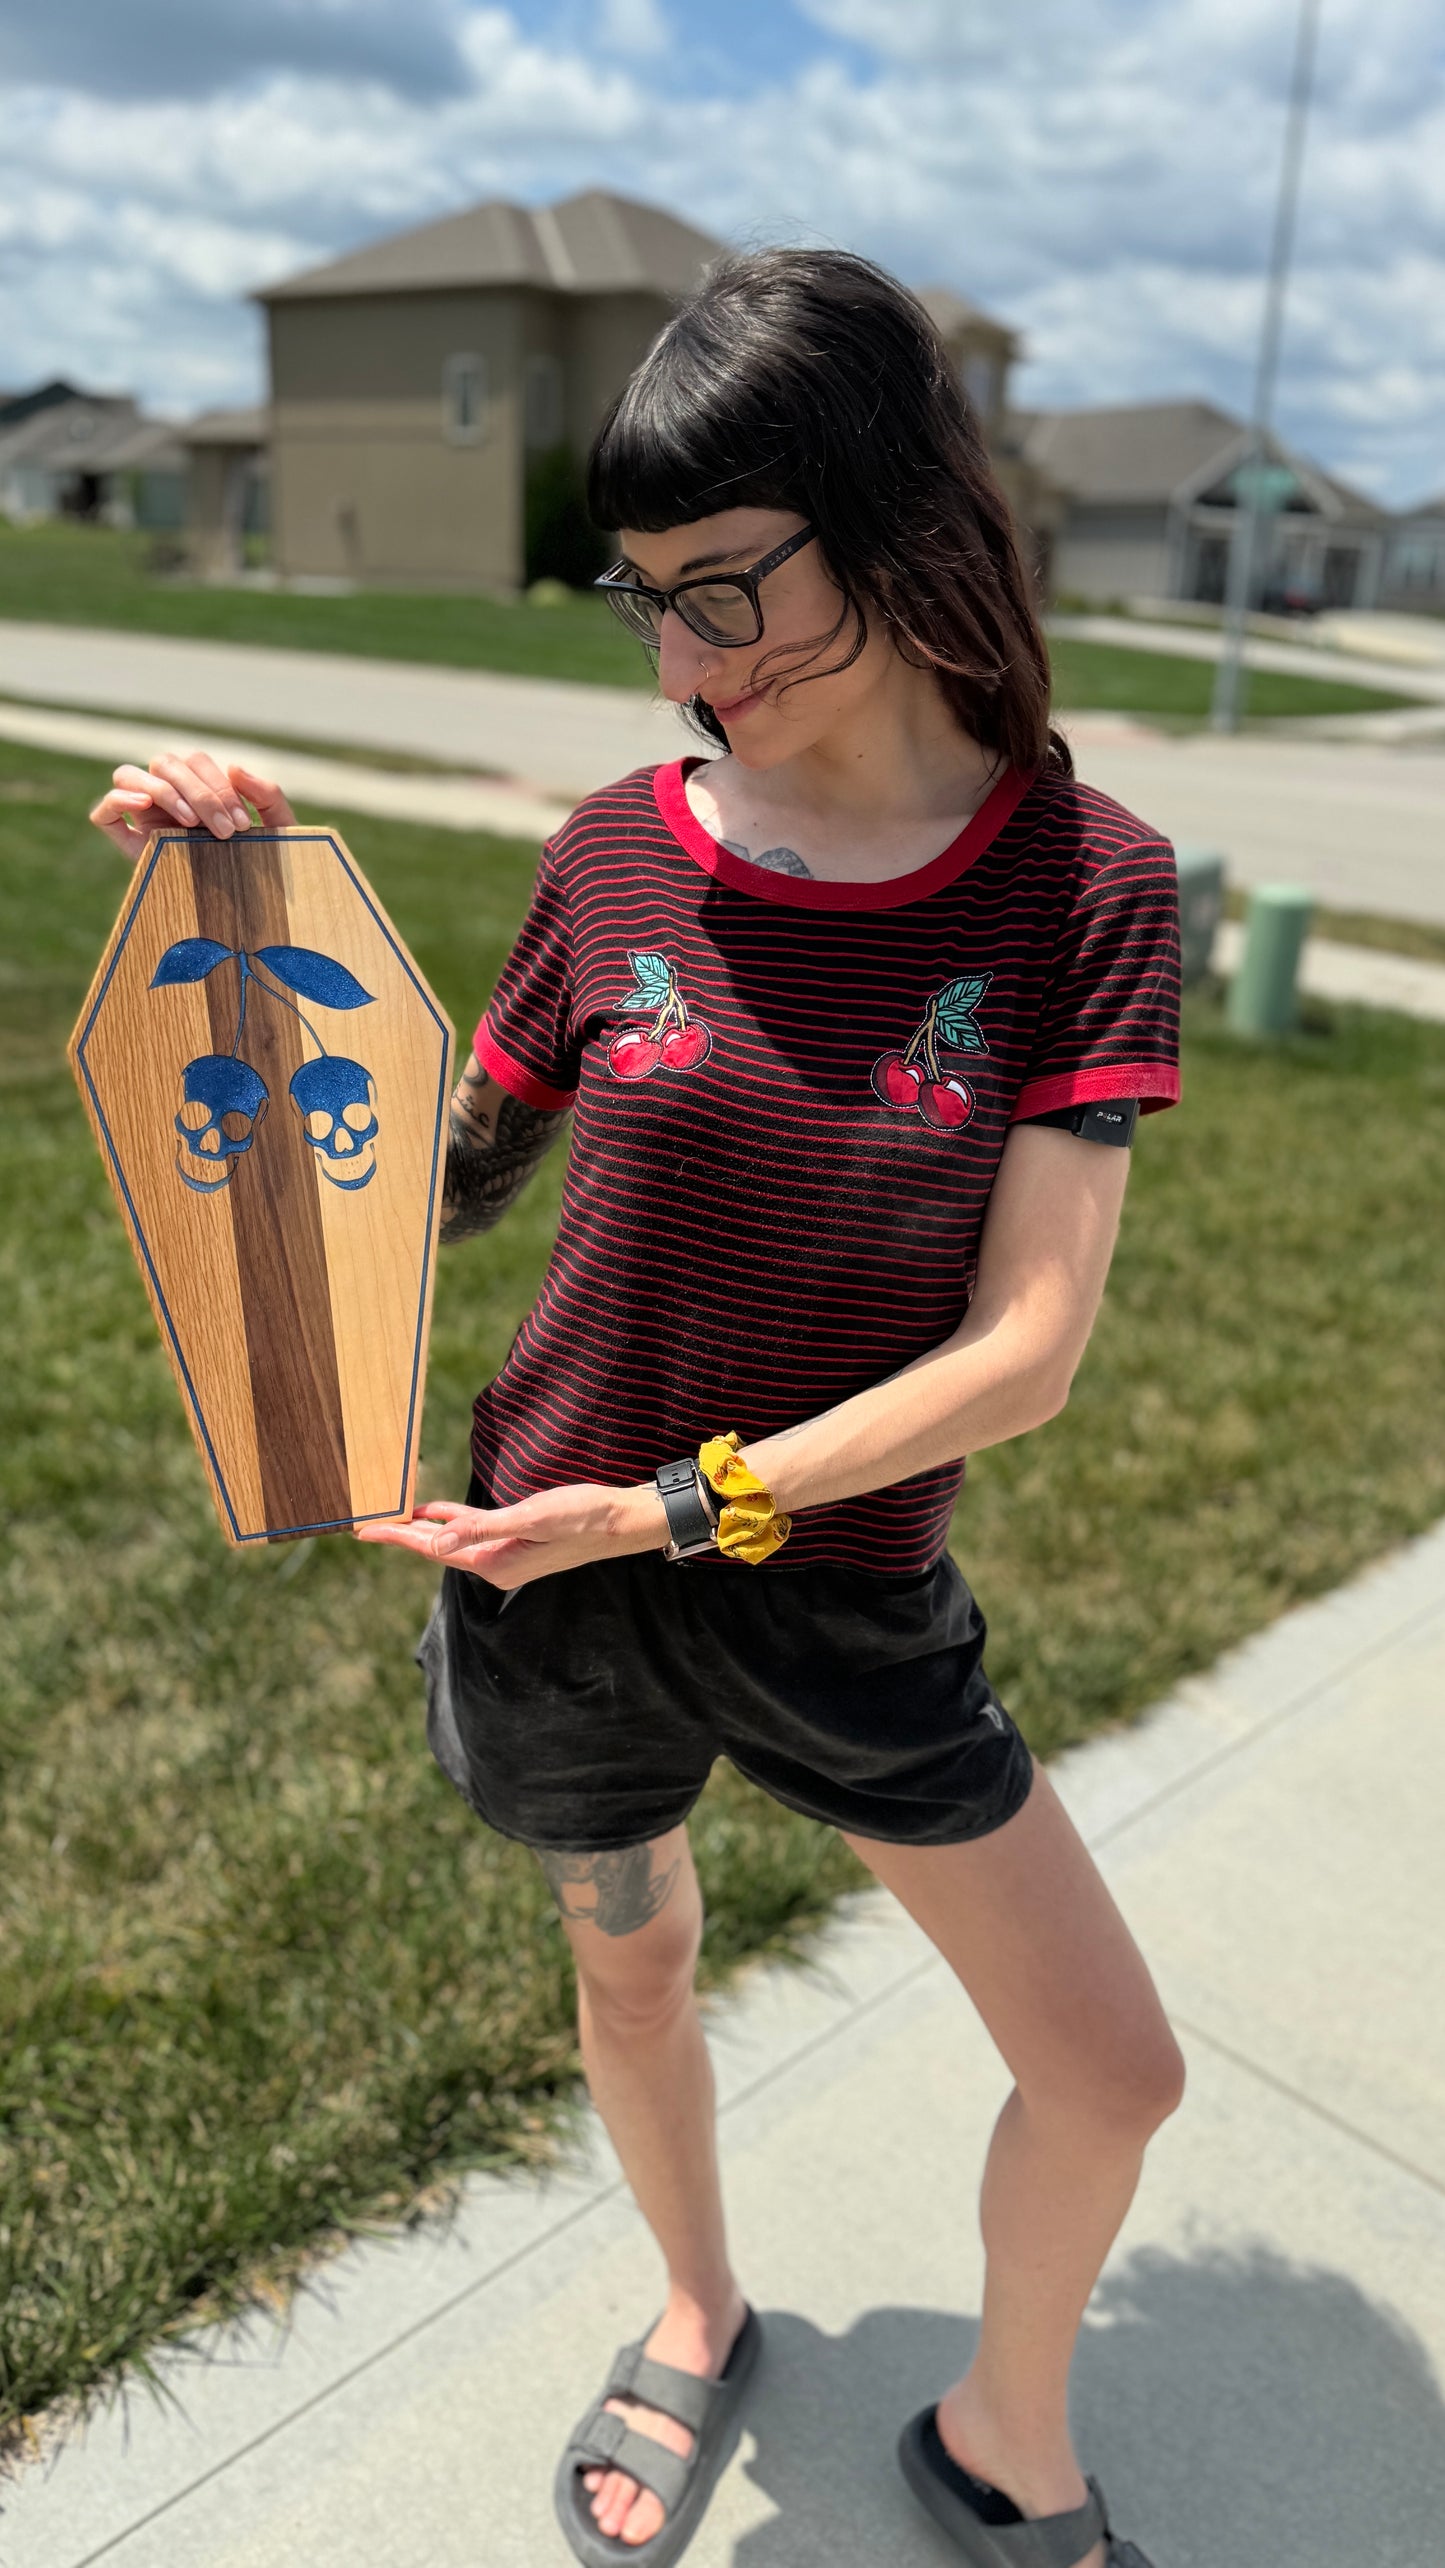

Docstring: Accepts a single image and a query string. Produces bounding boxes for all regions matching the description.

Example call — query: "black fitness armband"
[1022,1097,1139,1148]
[654,1456,720,1562]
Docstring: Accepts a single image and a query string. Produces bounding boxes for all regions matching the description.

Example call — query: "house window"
[443,354,487,445]
[525,354,564,451]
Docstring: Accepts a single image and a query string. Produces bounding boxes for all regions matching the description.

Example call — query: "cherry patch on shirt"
[607,949,714,1082]
[871,972,991,1133]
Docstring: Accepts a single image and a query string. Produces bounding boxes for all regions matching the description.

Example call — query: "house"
[0,383,186,528]
[253,189,723,590]
[1014,397,1390,613]
[250,192,1063,595]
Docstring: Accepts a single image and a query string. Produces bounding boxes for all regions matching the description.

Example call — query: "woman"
[91,250,1183,2568]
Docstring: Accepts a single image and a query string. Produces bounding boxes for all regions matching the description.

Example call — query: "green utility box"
[1226,883,1315,1036]
[1174,845,1226,985]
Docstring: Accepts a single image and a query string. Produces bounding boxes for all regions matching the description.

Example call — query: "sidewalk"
[7,694,1444,1035]
[5,1521,1444,2568]
[0,620,683,805]
[2,615,1444,926]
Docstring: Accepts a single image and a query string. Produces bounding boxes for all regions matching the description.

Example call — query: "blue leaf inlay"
[252,946,375,1009]
[151,937,233,986]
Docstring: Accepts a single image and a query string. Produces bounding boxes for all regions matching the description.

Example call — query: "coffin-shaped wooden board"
[70,827,454,1543]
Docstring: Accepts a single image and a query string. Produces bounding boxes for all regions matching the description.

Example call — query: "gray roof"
[0,395,141,473]
[1014,397,1385,521]
[916,286,1016,349]
[0,395,190,479]
[258,188,723,305]
[0,378,85,430]
[1015,398,1244,504]
[182,405,268,449]
[99,418,188,472]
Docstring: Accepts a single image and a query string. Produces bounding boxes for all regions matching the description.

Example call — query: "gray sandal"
[898,2407,1156,2567]
[554,2306,763,2568]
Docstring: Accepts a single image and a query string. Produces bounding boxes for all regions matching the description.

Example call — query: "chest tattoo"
[721,838,813,879]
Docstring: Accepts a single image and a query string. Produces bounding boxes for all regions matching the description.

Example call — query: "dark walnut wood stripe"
[191,836,351,1536]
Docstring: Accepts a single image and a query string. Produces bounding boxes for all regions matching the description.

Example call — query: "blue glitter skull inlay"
[173,1054,270,1192]
[289,1055,379,1190]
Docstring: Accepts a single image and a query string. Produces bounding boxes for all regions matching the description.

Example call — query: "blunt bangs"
[587,311,808,538]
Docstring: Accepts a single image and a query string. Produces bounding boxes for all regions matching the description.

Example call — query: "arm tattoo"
[720,837,813,878]
[538,1845,681,1937]
[440,1053,569,1244]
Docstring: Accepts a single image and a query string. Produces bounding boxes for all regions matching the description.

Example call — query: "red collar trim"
[651,757,1034,911]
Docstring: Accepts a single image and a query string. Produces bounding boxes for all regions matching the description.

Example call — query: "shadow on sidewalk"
[730,2243,1445,2568]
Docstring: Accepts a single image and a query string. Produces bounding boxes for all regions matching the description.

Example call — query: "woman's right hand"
[88,749,296,860]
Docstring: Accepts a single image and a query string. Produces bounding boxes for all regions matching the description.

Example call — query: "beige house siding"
[265,281,674,584]
[267,290,525,586]
[1051,504,1175,605]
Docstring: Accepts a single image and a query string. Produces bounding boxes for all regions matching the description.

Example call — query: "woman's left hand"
[353,1482,669,1586]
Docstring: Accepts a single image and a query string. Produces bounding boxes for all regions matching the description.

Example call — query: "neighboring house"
[915,289,1063,588]
[253,189,723,590]
[183,407,270,577]
[1014,398,1390,613]
[251,192,1062,594]
[1380,496,1445,612]
[0,384,185,528]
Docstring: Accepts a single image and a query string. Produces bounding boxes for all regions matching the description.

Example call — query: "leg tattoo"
[540,1845,681,1937]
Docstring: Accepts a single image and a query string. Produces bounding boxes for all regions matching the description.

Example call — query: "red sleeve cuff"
[1011,1061,1180,1121]
[474,1019,576,1113]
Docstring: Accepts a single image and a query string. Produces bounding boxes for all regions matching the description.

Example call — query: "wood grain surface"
[70,827,454,1544]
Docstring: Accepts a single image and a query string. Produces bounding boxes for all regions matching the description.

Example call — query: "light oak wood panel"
[71,828,453,1545]
[70,845,267,1538]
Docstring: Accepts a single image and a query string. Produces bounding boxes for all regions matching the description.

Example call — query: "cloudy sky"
[2,0,1441,505]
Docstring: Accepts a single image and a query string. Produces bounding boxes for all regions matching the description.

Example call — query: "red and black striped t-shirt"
[471,756,1181,1572]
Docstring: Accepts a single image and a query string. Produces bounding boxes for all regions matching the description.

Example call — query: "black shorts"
[415,1495,1034,1853]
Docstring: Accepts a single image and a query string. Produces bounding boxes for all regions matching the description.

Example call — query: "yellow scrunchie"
[697,1431,792,1565]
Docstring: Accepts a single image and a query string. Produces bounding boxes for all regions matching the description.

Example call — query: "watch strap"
[655,1458,718,1560]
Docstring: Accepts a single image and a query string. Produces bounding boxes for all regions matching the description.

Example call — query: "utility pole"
[1211,0,1323,732]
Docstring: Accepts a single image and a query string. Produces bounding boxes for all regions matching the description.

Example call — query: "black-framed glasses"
[595,525,816,648]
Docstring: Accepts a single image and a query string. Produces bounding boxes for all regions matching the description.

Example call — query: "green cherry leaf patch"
[626,949,673,1002]
[938,1012,988,1053]
[938,972,992,1013]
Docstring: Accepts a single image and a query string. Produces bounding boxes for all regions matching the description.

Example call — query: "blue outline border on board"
[75,830,451,1543]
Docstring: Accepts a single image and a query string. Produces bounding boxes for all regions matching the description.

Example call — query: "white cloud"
[1,0,1441,502]
[595,0,671,55]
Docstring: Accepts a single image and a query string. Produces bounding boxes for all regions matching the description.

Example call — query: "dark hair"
[588,246,1069,775]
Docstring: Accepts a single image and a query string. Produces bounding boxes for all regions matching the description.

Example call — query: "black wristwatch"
[655,1457,720,1562]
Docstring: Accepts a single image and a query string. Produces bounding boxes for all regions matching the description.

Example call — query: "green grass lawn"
[1046,635,1414,724]
[0,523,647,690]
[0,522,1415,722]
[4,734,1445,2446]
